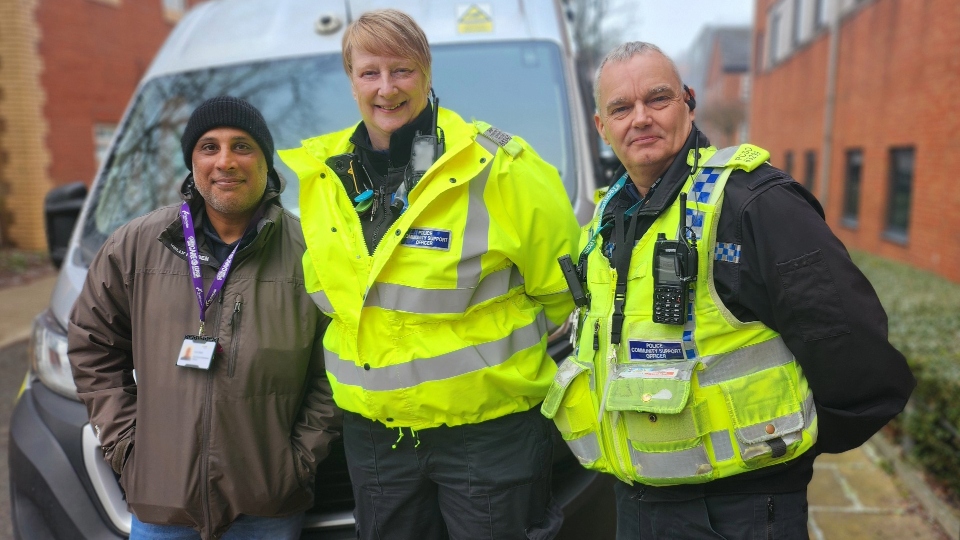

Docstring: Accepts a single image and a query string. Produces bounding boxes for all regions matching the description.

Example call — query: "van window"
[76,40,574,265]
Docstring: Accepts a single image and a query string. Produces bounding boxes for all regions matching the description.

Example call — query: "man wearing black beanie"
[68,96,342,540]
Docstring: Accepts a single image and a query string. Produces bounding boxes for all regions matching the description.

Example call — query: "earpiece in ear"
[683,85,696,112]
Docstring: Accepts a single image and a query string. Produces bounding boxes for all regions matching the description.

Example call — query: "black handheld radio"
[652,193,698,325]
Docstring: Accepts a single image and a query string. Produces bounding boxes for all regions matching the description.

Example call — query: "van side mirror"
[44,181,87,269]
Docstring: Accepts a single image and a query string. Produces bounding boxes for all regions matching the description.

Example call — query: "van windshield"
[76,40,575,266]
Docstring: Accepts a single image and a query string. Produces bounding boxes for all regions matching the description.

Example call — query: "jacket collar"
[611,124,711,217]
[160,173,285,265]
[350,102,435,171]
[301,106,474,162]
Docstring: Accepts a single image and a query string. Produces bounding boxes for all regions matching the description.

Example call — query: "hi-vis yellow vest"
[279,108,579,430]
[543,145,817,485]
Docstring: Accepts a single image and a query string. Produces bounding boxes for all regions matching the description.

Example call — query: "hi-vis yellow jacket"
[280,107,580,430]
[543,145,817,485]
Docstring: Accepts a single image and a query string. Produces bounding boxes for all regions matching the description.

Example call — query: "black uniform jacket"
[601,126,916,499]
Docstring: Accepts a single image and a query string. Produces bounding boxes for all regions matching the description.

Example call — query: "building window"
[784,151,794,177]
[815,0,829,30]
[842,149,862,226]
[792,0,805,46]
[803,150,816,192]
[163,0,186,22]
[884,147,915,242]
[768,11,782,64]
[94,123,117,166]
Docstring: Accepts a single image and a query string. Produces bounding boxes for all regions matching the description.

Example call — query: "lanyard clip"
[198,321,205,336]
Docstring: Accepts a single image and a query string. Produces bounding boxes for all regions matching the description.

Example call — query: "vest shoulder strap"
[474,121,524,158]
[702,144,770,172]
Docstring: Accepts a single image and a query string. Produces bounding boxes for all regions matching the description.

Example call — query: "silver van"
[10,0,613,538]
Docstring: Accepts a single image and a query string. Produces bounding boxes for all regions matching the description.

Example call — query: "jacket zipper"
[370,186,391,254]
[200,294,226,535]
[766,495,775,540]
[227,297,242,378]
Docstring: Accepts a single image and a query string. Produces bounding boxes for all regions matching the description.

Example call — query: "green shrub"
[851,250,960,498]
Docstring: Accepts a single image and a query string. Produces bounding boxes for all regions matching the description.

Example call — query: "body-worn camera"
[558,254,589,307]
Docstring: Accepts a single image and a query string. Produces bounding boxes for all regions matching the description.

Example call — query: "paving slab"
[808,446,950,540]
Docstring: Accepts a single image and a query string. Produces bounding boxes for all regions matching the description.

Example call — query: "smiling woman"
[348,51,430,150]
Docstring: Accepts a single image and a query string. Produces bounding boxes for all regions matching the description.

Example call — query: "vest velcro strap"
[767,437,787,458]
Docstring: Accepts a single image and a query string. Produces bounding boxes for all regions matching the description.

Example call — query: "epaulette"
[474,121,524,158]
[702,144,770,172]
[593,187,609,205]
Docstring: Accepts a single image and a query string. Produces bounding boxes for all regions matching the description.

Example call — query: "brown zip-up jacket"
[68,176,341,539]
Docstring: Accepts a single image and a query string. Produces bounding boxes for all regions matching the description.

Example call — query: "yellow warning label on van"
[457,4,493,33]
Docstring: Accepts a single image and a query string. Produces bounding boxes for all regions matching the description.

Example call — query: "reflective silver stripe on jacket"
[310,291,333,312]
[458,135,498,288]
[365,265,524,314]
[697,338,794,386]
[627,443,713,479]
[566,432,602,465]
[702,146,739,168]
[710,430,735,462]
[326,312,547,391]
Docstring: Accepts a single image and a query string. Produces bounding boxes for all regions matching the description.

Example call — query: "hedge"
[851,250,960,498]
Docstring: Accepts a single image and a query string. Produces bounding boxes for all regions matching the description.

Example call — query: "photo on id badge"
[177,335,217,370]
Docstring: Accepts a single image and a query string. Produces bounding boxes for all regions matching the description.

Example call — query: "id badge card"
[176,335,218,370]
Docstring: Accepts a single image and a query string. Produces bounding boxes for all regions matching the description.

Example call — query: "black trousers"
[343,408,563,540]
[614,481,809,540]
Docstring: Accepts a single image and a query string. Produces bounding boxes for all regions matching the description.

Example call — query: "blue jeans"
[129,512,304,540]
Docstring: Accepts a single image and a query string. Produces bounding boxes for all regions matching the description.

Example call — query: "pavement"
[0,275,57,350]
[0,275,957,540]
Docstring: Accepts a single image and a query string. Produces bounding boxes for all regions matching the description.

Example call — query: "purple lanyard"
[179,202,262,335]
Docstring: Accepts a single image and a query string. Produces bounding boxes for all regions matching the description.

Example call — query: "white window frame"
[94,123,117,166]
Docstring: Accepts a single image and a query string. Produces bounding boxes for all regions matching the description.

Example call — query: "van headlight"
[29,310,79,400]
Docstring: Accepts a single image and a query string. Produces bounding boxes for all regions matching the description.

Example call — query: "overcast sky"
[612,1,757,59]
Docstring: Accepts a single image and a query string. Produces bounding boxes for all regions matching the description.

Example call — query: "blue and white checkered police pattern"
[714,243,742,264]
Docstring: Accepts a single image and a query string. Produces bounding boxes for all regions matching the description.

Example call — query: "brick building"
[0,0,201,250]
[750,0,960,282]
[682,26,752,149]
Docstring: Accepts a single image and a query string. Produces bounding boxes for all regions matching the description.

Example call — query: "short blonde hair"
[342,9,432,82]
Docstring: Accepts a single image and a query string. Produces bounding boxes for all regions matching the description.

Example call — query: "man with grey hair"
[542,42,913,538]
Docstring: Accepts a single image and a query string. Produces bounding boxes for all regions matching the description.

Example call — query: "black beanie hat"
[180,96,275,172]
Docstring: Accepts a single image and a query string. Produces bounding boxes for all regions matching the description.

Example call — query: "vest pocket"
[717,365,806,468]
[605,361,715,482]
[542,358,602,467]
